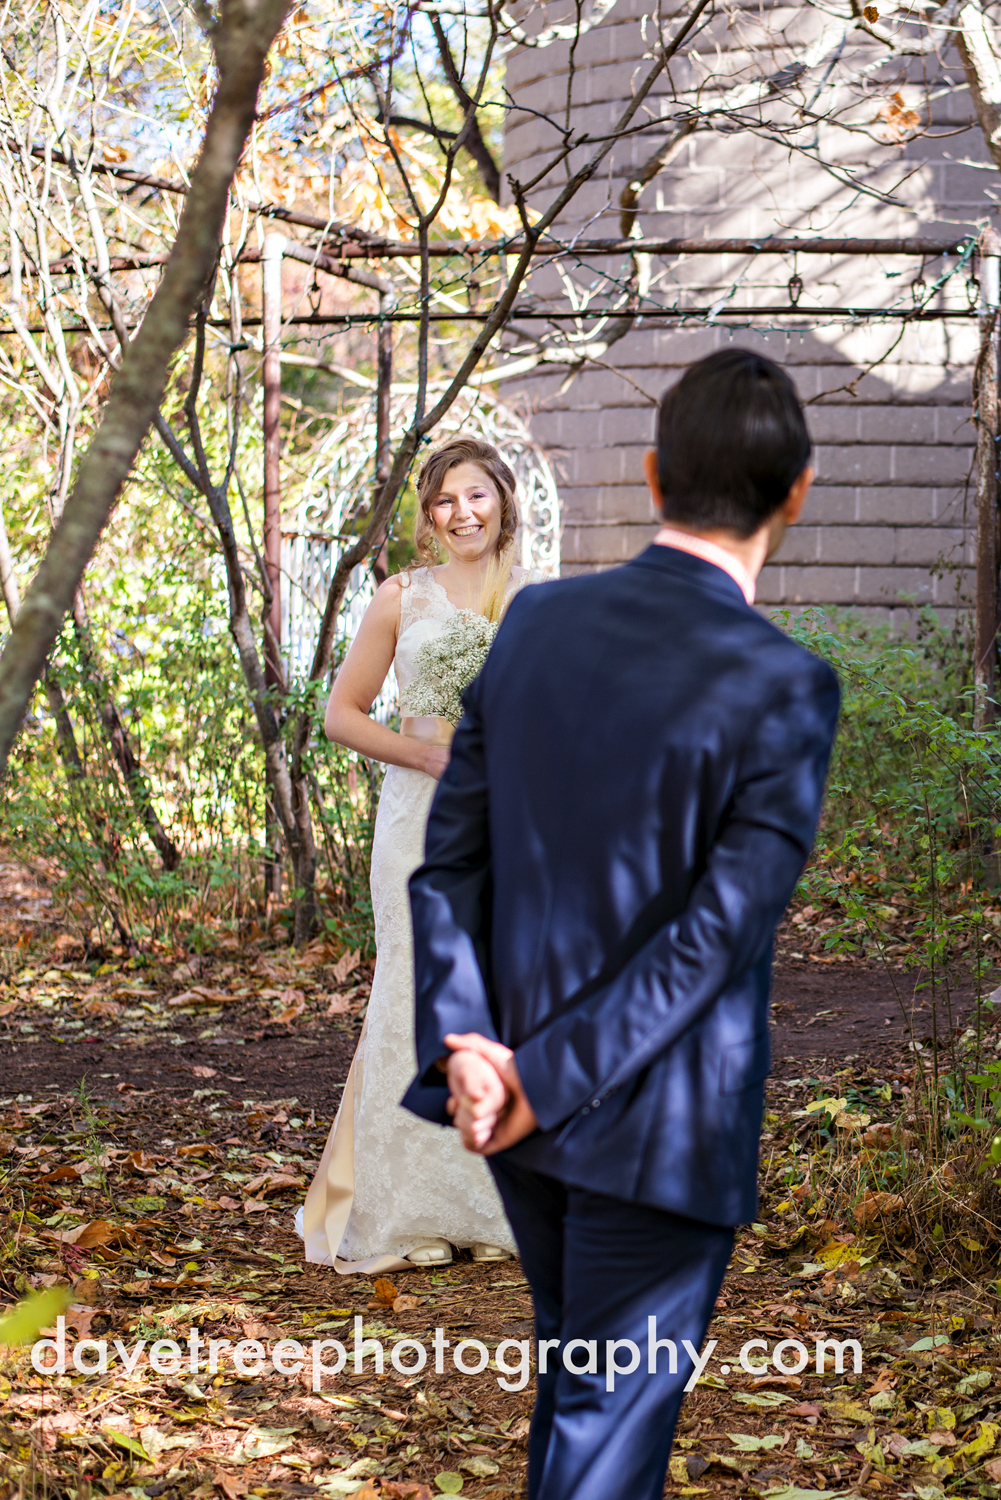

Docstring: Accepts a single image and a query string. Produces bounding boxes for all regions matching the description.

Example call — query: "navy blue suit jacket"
[403,545,839,1227]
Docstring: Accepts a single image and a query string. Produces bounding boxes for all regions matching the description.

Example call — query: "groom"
[403,349,840,1500]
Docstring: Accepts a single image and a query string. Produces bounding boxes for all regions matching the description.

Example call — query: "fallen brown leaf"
[373,1276,399,1306]
[8,1394,60,1411]
[294,936,338,969]
[83,998,121,1018]
[786,1402,822,1418]
[853,1190,905,1227]
[192,1065,218,1079]
[214,1471,249,1500]
[44,1219,124,1250]
[393,1294,421,1313]
[125,1149,164,1173]
[64,1304,107,1337]
[274,989,306,1025]
[243,1171,304,1196]
[38,1164,84,1183]
[332,949,360,986]
[0,999,17,1018]
[31,1412,85,1448]
[168,986,238,1008]
[76,1219,125,1250]
[242,1320,281,1341]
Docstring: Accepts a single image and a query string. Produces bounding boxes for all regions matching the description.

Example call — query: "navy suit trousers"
[489,1157,734,1500]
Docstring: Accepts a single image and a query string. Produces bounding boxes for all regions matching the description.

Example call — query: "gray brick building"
[500,0,989,627]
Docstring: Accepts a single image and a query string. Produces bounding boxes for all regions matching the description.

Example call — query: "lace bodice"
[395,565,544,715]
[395,568,456,715]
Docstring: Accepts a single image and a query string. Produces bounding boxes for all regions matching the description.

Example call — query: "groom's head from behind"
[646,348,813,563]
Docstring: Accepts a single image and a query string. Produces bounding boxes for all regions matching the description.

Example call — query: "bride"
[297,436,536,1271]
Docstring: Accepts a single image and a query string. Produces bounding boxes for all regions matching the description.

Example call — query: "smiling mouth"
[452,524,483,537]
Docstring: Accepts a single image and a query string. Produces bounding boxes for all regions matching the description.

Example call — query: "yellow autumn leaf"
[0,1286,72,1347]
[805,1097,848,1117]
[815,1240,862,1269]
[956,1422,1000,1464]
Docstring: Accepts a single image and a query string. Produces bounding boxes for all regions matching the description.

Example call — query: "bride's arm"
[324,578,449,779]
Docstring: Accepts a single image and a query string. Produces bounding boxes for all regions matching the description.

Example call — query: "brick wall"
[500,0,988,626]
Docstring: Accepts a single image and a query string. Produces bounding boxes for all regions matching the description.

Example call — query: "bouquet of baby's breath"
[408,609,499,726]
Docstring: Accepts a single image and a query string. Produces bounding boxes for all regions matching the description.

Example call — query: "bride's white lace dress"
[297,566,517,1270]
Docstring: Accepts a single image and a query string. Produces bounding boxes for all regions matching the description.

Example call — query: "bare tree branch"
[429,15,501,200]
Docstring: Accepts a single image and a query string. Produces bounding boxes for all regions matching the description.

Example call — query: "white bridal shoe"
[472,1243,512,1262]
[406,1239,453,1264]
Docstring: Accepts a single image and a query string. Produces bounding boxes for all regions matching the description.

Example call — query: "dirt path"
[3,855,1001,1500]
[769,959,993,1077]
[0,846,991,1117]
[2,956,989,1122]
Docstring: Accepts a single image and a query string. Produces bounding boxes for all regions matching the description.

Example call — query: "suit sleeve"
[513,657,840,1133]
[405,666,499,1119]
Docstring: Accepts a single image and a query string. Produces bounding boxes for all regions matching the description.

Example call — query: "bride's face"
[429,461,503,562]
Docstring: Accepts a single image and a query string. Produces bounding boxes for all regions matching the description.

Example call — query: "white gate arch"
[281,388,562,707]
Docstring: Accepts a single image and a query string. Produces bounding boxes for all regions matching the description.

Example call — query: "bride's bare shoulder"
[362,574,406,628]
[390,566,435,592]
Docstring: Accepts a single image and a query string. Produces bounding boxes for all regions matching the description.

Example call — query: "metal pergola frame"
[8,214,996,699]
[252,227,999,714]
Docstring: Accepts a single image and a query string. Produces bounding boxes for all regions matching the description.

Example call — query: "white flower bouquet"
[408,609,499,726]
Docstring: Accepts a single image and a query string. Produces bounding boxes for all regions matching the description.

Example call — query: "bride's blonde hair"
[413,437,519,569]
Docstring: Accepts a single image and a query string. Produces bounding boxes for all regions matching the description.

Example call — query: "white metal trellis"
[280,388,562,716]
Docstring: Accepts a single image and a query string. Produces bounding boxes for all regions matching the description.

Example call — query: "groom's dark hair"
[656,349,811,538]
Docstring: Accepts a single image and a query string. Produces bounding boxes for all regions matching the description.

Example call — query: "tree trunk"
[71,593,181,870]
[958,2,1001,171]
[0,498,84,776]
[291,773,317,945]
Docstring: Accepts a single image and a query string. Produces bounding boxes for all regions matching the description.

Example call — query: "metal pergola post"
[976,229,1001,728]
[262,232,285,898]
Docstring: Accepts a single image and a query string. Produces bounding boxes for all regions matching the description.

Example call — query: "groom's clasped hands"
[443,1032,538,1154]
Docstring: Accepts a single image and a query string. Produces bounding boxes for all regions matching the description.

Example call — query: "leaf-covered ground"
[1,858,1000,1500]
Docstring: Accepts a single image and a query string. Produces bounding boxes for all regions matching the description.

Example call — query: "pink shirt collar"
[652,526,756,605]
